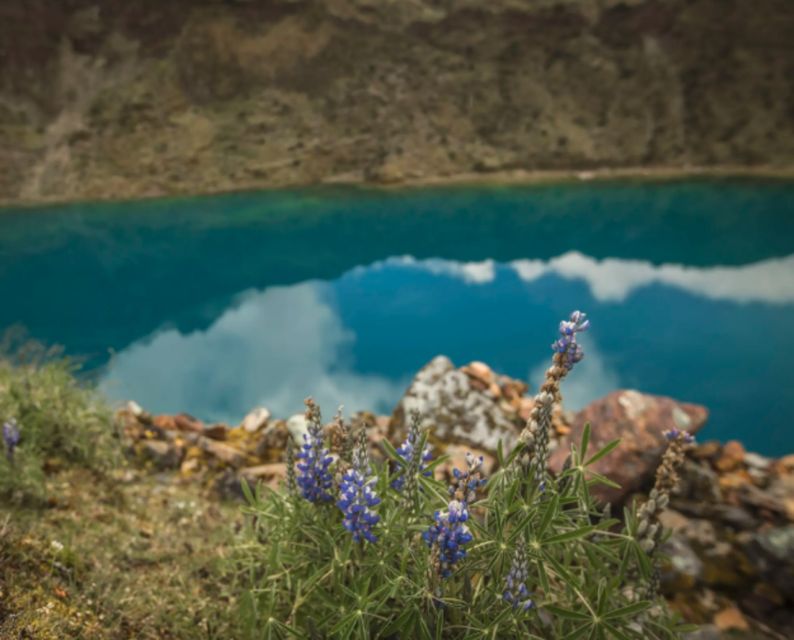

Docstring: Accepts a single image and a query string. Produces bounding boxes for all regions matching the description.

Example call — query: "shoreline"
[2,163,793,211]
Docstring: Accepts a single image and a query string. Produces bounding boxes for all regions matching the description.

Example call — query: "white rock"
[286,413,309,444]
[393,355,518,453]
[241,407,271,433]
[744,452,771,470]
[126,400,144,417]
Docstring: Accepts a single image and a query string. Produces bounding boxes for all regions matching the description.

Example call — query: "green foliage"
[0,342,118,502]
[235,423,692,639]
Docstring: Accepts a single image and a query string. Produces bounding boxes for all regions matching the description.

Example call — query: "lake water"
[1,181,793,455]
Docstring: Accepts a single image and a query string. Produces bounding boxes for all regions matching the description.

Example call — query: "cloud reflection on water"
[100,282,407,423]
[368,251,794,304]
[101,251,794,431]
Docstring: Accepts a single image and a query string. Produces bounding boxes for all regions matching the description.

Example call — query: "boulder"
[390,356,524,454]
[549,390,708,504]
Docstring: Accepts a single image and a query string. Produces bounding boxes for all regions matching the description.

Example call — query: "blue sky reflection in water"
[0,181,793,455]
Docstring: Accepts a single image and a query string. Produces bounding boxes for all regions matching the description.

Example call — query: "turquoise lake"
[1,181,793,455]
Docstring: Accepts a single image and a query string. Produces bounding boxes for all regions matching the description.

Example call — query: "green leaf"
[579,423,592,459]
[601,622,633,640]
[496,438,505,467]
[381,437,401,461]
[544,605,591,621]
[240,476,255,506]
[537,494,561,536]
[586,472,622,490]
[584,439,621,468]
[603,601,652,621]
[543,524,595,545]
[561,624,593,640]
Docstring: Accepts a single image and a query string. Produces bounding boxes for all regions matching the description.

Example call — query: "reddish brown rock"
[152,415,177,431]
[549,390,708,504]
[174,413,205,433]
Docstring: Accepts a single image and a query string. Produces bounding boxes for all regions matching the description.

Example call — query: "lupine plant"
[236,312,696,639]
[0,342,116,502]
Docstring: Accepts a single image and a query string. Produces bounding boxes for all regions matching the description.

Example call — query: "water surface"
[1,181,792,455]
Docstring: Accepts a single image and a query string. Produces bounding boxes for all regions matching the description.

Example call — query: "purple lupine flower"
[338,431,381,543]
[295,402,334,503]
[3,419,20,463]
[551,310,590,371]
[449,452,487,504]
[423,500,474,578]
[663,428,695,445]
[503,543,534,612]
[391,413,432,491]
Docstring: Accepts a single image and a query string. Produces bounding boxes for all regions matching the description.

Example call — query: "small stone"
[774,454,794,474]
[464,361,494,385]
[174,413,204,433]
[718,470,752,491]
[714,440,746,472]
[203,423,228,440]
[658,509,690,532]
[180,457,201,476]
[692,441,721,460]
[743,452,771,470]
[713,606,749,631]
[140,440,183,470]
[152,415,177,430]
[240,462,287,489]
[241,407,271,434]
[126,400,144,417]
[197,437,246,467]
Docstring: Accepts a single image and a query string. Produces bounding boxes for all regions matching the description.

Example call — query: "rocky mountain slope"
[1,0,793,205]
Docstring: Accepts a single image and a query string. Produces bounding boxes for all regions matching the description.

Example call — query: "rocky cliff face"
[1,0,792,205]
